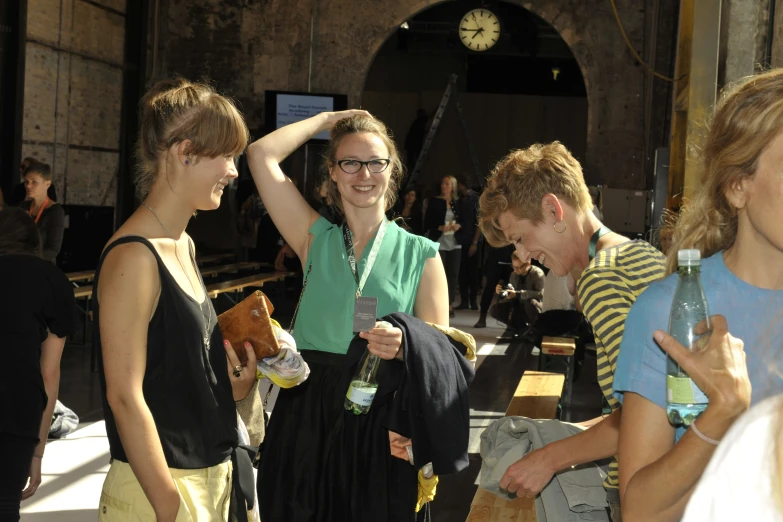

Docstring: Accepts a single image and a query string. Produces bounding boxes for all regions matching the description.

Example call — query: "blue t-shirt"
[614,252,783,441]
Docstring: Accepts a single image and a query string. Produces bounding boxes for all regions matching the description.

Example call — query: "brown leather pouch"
[217,290,280,364]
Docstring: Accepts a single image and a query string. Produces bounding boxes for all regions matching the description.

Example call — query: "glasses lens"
[339,160,361,174]
[368,159,390,173]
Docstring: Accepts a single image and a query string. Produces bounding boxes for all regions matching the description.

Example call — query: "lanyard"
[30,197,50,224]
[343,219,389,298]
[589,225,611,261]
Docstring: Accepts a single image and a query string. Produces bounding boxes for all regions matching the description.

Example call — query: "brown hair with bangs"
[134,77,249,200]
[478,142,592,247]
[322,115,404,216]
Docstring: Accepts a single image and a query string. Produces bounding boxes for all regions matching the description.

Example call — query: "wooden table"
[465,371,565,522]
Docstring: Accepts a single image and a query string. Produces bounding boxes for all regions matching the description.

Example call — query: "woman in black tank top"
[93,78,255,522]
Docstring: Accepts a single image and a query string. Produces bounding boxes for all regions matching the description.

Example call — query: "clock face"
[459,9,500,52]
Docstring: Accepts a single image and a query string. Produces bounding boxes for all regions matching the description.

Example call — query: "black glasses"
[336,159,391,174]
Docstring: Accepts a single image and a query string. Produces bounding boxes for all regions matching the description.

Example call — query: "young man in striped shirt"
[478,142,664,521]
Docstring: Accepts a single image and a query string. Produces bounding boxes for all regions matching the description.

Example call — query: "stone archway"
[306,0,647,189]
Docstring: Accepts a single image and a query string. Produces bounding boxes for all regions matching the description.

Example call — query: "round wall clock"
[459,8,500,52]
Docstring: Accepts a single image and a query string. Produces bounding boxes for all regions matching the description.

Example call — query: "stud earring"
[185,160,189,165]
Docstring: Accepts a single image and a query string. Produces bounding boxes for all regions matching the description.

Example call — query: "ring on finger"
[233,365,243,378]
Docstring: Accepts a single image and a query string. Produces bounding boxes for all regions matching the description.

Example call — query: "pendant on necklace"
[204,335,210,351]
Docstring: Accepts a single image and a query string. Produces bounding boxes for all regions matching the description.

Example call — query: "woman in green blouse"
[246,110,449,521]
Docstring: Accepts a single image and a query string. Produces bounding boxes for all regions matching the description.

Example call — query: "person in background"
[424,175,465,318]
[614,68,783,522]
[473,244,514,328]
[246,110,448,522]
[488,250,544,331]
[314,177,340,225]
[477,141,665,521]
[455,179,481,311]
[0,207,77,522]
[10,157,57,206]
[589,186,603,221]
[20,162,64,263]
[93,78,256,522]
[393,187,423,235]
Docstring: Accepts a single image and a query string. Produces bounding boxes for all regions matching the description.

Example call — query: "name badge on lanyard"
[344,219,389,332]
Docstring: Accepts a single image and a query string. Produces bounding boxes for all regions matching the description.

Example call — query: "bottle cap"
[678,249,701,266]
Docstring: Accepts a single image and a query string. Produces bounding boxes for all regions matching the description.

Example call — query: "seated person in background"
[20,162,64,263]
[613,68,783,522]
[489,250,544,330]
[10,157,57,206]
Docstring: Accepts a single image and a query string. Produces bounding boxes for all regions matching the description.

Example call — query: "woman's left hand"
[359,323,404,361]
[21,457,42,500]
[452,223,461,232]
[389,430,412,462]
[22,457,41,500]
[224,340,258,401]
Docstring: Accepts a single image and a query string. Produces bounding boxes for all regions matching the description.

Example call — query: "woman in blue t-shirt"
[614,69,783,521]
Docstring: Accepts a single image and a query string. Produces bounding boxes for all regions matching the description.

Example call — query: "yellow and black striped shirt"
[576,240,665,488]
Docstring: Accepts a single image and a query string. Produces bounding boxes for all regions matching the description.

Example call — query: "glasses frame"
[336,158,391,174]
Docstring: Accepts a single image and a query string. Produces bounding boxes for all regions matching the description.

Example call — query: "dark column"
[116,0,150,226]
[0,1,27,204]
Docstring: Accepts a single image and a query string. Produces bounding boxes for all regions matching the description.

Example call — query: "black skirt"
[257,350,418,522]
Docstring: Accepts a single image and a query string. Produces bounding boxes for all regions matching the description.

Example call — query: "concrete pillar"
[721,0,770,86]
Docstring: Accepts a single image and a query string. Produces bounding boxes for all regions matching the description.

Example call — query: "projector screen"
[265,91,348,144]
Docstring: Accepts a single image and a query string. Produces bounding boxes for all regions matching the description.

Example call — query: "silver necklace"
[142,203,212,350]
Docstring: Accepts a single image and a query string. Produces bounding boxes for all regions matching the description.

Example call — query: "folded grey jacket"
[479,417,609,522]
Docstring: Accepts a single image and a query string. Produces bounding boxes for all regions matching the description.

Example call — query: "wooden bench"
[67,270,95,283]
[74,285,94,299]
[199,261,270,278]
[196,252,235,266]
[466,371,566,522]
[206,271,294,301]
[539,336,577,421]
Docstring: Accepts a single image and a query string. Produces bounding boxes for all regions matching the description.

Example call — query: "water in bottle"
[344,321,391,415]
[666,249,711,426]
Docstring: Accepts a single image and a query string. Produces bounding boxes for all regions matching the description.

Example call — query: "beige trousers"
[98,459,232,521]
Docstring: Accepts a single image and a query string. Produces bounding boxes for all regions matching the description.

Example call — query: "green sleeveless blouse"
[292,217,438,354]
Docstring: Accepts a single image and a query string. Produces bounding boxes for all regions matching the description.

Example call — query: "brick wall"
[154,0,678,191]
[22,0,126,207]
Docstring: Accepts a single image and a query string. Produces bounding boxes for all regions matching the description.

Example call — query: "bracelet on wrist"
[690,418,720,446]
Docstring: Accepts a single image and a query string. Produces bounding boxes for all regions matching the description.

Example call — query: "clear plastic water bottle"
[666,249,711,426]
[344,321,391,415]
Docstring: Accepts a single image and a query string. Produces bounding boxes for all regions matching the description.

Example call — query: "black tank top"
[93,236,237,468]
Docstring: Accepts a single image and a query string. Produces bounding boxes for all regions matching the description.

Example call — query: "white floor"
[20,308,506,520]
[20,421,110,521]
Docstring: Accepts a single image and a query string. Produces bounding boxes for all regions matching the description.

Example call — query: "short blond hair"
[479,142,592,247]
